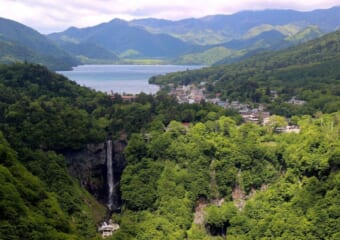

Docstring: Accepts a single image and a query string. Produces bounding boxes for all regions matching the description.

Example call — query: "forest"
[0,62,339,239]
[113,112,340,239]
[0,63,240,239]
[150,30,340,117]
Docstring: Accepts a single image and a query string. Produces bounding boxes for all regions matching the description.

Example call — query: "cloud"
[1,0,339,33]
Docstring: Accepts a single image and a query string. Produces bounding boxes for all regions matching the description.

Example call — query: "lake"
[58,65,203,94]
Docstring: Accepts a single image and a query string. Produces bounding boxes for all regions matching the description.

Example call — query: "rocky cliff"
[64,139,127,211]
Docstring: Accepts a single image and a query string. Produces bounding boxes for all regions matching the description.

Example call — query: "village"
[110,83,306,133]
[169,84,304,131]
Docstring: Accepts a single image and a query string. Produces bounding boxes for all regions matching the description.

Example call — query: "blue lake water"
[58,65,203,94]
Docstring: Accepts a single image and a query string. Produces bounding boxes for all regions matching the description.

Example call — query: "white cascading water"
[106,140,114,210]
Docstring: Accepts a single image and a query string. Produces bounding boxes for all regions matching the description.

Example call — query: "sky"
[1,0,339,33]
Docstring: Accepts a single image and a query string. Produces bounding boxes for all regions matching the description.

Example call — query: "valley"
[0,4,339,240]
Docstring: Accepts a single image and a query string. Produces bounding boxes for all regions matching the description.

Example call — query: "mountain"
[151,29,340,115]
[0,63,339,239]
[0,17,78,70]
[173,26,324,65]
[131,7,340,45]
[46,7,339,65]
[48,19,193,60]
[178,30,288,65]
[51,41,119,64]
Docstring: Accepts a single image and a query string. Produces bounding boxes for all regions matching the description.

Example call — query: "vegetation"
[0,62,239,239]
[151,30,340,116]
[48,19,192,60]
[0,27,339,239]
[113,112,340,239]
[2,7,339,67]
[174,47,238,65]
[0,17,78,70]
[131,7,339,45]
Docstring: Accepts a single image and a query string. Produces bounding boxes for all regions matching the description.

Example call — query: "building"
[275,125,300,133]
[98,221,120,238]
[287,96,306,105]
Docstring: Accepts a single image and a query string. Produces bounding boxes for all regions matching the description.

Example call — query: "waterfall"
[106,140,114,210]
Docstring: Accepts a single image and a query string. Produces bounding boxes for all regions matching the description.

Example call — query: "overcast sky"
[1,0,339,33]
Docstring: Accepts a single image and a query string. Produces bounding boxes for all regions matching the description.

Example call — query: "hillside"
[48,19,192,61]
[0,62,240,239]
[0,59,339,239]
[150,30,340,116]
[0,18,78,70]
[46,7,339,65]
[115,111,340,239]
[131,7,340,45]
[53,41,119,64]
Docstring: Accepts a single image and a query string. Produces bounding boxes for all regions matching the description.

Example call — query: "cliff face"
[110,139,127,211]
[64,139,127,211]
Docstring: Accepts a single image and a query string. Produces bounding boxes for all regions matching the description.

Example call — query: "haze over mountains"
[0,6,339,69]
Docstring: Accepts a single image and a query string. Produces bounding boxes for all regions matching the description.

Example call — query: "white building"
[98,220,120,238]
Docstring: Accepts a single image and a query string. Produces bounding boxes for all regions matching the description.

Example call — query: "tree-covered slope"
[131,7,340,45]
[151,29,340,116]
[0,63,241,239]
[113,112,340,239]
[0,63,116,239]
[48,19,193,59]
[0,18,78,70]
[0,132,106,240]
[53,41,119,64]
[172,26,324,65]
[0,59,339,239]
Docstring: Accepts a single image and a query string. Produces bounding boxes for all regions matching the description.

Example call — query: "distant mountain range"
[131,7,340,45]
[0,7,339,69]
[48,19,192,61]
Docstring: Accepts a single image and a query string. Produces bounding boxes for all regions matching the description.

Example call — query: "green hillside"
[0,18,78,70]
[45,7,340,65]
[114,112,340,239]
[0,63,112,239]
[173,47,240,65]
[0,62,239,239]
[53,41,119,64]
[151,30,340,116]
[48,19,192,60]
[132,7,340,45]
[0,58,339,239]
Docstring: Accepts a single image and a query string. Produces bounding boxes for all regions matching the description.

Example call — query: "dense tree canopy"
[150,30,340,117]
[0,34,339,240]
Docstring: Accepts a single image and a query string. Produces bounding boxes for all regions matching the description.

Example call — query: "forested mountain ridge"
[0,17,78,70]
[2,7,338,66]
[48,19,193,60]
[48,7,339,65]
[151,29,340,116]
[0,63,112,239]
[0,59,339,239]
[0,6,339,240]
[0,62,240,239]
[114,112,340,239]
[131,7,340,45]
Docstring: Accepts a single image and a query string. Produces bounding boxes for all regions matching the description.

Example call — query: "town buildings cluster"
[168,84,304,132]
[109,84,304,132]
[169,84,272,124]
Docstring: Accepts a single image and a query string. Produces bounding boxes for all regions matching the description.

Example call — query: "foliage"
[0,62,339,240]
[116,112,340,239]
[151,30,340,116]
[0,18,78,70]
